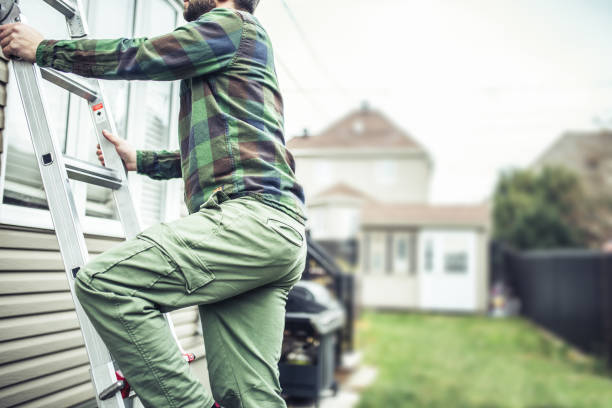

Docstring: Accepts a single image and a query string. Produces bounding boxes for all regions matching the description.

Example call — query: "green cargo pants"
[74,192,306,408]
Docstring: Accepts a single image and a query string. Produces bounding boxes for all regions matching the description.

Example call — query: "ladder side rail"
[86,83,142,239]
[11,59,125,408]
[42,0,88,38]
[89,85,187,353]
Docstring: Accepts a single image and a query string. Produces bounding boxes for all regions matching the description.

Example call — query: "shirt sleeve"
[136,150,182,180]
[35,8,244,81]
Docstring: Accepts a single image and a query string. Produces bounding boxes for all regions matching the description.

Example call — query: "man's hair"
[235,0,260,13]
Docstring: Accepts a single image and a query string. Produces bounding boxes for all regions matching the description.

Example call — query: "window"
[369,233,386,274]
[131,0,178,228]
[445,253,468,273]
[352,120,364,134]
[374,160,397,186]
[314,161,333,183]
[0,0,181,234]
[394,234,410,274]
[443,235,469,274]
[424,239,434,273]
[2,0,71,210]
[83,0,137,221]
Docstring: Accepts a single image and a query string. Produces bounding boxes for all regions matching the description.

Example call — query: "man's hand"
[97,130,137,171]
[0,23,44,63]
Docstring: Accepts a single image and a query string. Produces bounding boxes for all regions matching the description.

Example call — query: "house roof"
[531,129,612,199]
[362,202,490,228]
[533,130,612,168]
[287,108,425,151]
[313,182,376,202]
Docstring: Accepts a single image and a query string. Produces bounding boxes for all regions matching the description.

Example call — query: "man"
[0,1,306,407]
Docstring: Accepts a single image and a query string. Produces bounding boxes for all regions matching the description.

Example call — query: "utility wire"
[275,54,331,120]
[279,0,352,101]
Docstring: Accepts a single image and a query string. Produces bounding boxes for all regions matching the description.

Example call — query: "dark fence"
[494,244,612,366]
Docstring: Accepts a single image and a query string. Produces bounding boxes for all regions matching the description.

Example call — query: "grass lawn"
[356,312,612,408]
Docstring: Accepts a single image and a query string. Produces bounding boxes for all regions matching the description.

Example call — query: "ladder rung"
[40,68,98,101]
[64,156,123,189]
[42,0,76,18]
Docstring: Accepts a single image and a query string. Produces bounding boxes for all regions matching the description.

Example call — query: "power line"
[275,54,331,120]
[278,0,352,101]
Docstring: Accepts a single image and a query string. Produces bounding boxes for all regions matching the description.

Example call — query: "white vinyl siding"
[0,225,205,408]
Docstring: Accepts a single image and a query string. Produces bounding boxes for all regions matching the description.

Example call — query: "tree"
[492,166,588,250]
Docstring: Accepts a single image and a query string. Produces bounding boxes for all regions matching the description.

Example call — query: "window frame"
[0,0,184,237]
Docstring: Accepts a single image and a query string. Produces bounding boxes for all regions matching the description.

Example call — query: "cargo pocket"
[138,222,216,295]
[81,239,156,282]
[178,262,216,294]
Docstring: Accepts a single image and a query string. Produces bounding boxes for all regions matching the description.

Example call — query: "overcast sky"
[255,0,612,203]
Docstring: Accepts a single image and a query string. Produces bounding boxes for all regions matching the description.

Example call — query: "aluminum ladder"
[0,1,189,406]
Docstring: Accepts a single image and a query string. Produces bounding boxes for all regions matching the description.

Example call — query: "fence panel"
[501,249,612,364]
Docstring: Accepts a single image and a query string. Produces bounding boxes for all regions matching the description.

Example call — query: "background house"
[531,130,612,246]
[0,1,208,407]
[288,106,433,261]
[288,106,491,312]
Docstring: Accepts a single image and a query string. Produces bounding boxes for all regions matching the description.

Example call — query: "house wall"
[532,132,612,198]
[307,201,361,241]
[293,151,431,204]
[358,229,420,309]
[360,275,420,309]
[0,224,206,407]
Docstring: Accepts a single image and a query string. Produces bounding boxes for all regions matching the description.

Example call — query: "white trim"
[0,203,124,237]
[0,122,9,204]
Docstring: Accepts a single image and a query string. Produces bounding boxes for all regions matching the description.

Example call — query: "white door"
[418,230,478,311]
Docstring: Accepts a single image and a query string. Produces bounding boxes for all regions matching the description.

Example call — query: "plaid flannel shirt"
[36,8,306,222]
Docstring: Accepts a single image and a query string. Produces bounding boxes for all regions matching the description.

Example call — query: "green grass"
[356,312,612,408]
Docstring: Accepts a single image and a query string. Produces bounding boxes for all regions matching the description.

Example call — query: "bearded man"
[0,1,306,407]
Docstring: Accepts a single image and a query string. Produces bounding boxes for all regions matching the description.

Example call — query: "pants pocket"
[266,218,304,247]
[138,223,216,294]
[82,238,155,282]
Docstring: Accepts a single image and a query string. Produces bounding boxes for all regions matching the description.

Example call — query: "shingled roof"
[313,182,376,202]
[287,108,425,151]
[362,202,490,228]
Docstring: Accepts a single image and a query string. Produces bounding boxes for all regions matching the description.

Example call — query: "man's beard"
[184,0,216,22]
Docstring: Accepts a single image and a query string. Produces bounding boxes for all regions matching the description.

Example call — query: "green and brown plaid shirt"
[36,8,306,222]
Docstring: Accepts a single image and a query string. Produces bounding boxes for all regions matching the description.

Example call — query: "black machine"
[279,234,357,404]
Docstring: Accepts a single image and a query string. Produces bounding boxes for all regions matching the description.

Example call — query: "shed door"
[418,230,478,311]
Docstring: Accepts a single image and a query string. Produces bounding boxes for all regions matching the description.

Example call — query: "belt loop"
[213,186,231,204]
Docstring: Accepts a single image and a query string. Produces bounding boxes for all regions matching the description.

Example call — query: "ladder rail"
[2,0,189,405]
[12,58,125,408]
[42,0,88,38]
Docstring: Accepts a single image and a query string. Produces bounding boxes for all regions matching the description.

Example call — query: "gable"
[288,108,426,151]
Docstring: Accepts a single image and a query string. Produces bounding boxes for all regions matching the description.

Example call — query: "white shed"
[359,203,490,312]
